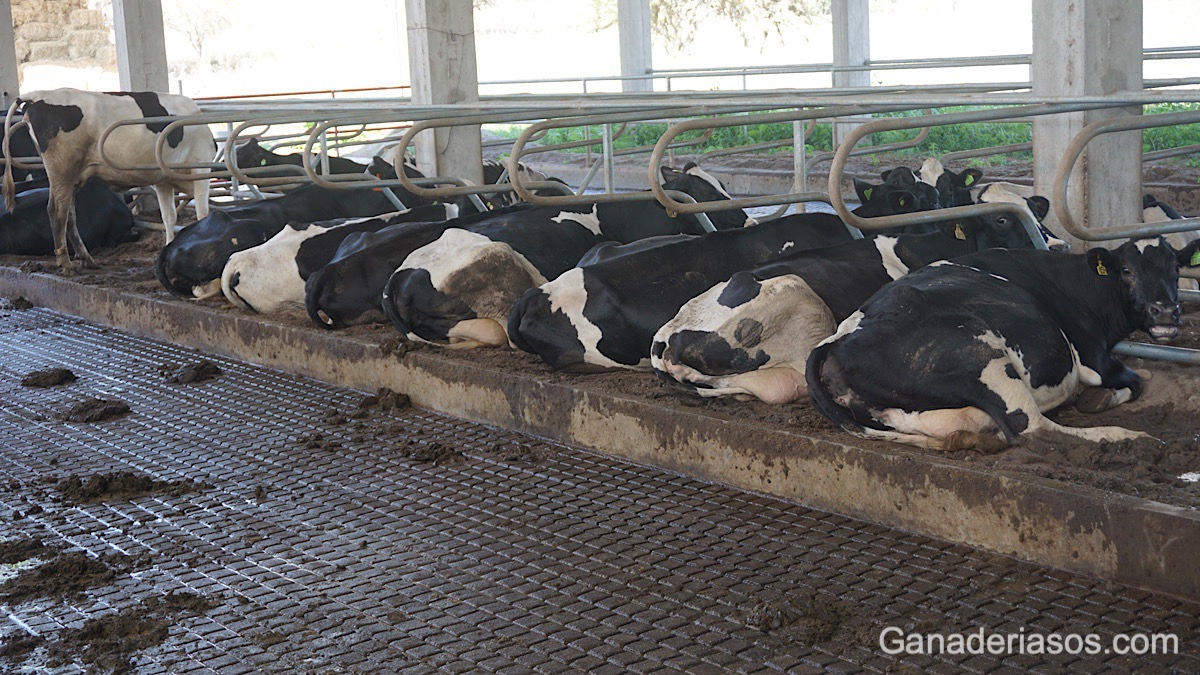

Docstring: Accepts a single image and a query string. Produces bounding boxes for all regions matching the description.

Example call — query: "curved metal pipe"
[1052,109,1200,241]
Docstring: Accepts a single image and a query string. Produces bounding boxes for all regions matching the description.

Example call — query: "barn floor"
[2,308,1200,672]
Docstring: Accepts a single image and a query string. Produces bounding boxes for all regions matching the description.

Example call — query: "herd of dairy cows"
[3,88,1198,452]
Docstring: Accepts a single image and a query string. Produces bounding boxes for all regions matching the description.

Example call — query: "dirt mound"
[6,296,33,310]
[46,592,215,674]
[742,593,845,645]
[487,441,546,463]
[399,440,463,465]
[20,368,77,388]
[0,551,115,603]
[299,432,342,451]
[157,360,222,384]
[0,538,56,565]
[379,337,424,358]
[358,387,411,411]
[56,471,209,504]
[63,398,130,422]
[0,633,44,662]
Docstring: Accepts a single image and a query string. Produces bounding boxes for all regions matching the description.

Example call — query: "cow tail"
[380,269,410,335]
[804,342,867,434]
[2,98,22,212]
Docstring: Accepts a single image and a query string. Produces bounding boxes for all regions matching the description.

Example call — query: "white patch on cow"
[400,229,549,347]
[873,237,910,280]
[191,279,221,299]
[917,157,944,186]
[1078,364,1103,387]
[817,310,865,348]
[230,237,238,245]
[1180,472,1200,483]
[221,221,342,313]
[877,406,996,437]
[1143,206,1170,223]
[551,204,602,236]
[743,216,758,227]
[1135,238,1160,253]
[971,182,1035,202]
[653,275,836,402]
[780,241,794,253]
[684,165,733,200]
[544,268,629,370]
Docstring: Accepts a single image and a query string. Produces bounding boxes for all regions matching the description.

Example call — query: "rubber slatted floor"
[0,307,1197,673]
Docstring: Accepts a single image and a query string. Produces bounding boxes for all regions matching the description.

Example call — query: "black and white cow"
[651,198,1052,403]
[806,238,1200,450]
[0,178,136,255]
[155,183,402,298]
[233,138,368,177]
[505,167,946,373]
[304,203,540,328]
[2,88,215,270]
[382,164,755,348]
[221,203,457,314]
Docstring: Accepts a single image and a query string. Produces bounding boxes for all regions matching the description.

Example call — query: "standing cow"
[2,88,215,270]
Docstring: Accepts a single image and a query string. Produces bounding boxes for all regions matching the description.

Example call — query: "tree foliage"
[593,0,830,53]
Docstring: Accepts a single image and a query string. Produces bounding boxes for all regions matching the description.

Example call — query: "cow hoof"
[944,430,1009,453]
[1074,387,1116,413]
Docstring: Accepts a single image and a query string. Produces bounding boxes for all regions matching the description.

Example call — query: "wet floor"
[1,306,1197,673]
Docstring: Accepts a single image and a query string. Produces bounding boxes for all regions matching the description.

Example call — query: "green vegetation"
[489,103,1200,167]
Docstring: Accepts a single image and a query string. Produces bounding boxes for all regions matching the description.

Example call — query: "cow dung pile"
[157,360,222,384]
[55,471,209,503]
[20,367,77,387]
[5,296,34,310]
[358,387,411,411]
[62,398,130,422]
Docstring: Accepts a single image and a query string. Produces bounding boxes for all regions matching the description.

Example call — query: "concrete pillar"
[831,0,870,144]
[618,0,652,92]
[113,0,169,92]
[1033,0,1142,249]
[0,0,18,103]
[405,0,483,185]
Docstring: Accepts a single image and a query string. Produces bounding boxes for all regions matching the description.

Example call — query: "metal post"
[832,0,870,145]
[618,0,653,93]
[405,0,484,185]
[0,0,18,101]
[112,0,170,92]
[1032,0,1142,249]
[794,120,806,215]
[602,123,615,194]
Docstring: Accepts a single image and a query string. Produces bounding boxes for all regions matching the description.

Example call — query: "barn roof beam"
[0,0,16,104]
[618,0,653,92]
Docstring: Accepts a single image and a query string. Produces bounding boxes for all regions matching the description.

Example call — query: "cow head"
[660,162,755,229]
[1087,237,1200,342]
[947,194,1059,250]
[855,166,941,217]
[232,138,277,169]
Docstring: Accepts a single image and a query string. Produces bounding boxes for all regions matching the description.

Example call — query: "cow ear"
[681,161,698,172]
[660,165,685,184]
[887,190,916,212]
[853,178,874,203]
[1026,195,1050,220]
[1177,239,1200,269]
[879,169,893,181]
[1086,247,1117,277]
[960,169,983,187]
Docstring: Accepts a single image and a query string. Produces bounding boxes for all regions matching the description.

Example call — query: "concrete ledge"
[3,266,1198,600]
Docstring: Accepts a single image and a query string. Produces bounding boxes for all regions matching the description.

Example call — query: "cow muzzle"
[1147,302,1180,342]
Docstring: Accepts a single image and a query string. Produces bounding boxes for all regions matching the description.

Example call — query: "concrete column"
[831,0,869,144]
[113,0,169,92]
[0,0,18,103]
[405,0,483,186]
[1033,0,1142,249]
[618,0,652,92]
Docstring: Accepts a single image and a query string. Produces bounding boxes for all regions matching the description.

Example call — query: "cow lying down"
[652,196,1053,402]
[221,203,456,314]
[0,178,136,255]
[806,238,1200,451]
[382,164,755,349]
[507,166,948,373]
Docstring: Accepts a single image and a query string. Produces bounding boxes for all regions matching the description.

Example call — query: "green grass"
[488,103,1200,167]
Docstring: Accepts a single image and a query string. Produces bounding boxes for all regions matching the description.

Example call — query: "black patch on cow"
[667,329,769,376]
[25,101,83,151]
[111,92,183,148]
[1004,363,1019,380]
[718,276,761,308]
[650,340,666,360]
[383,268,476,341]
[734,318,764,348]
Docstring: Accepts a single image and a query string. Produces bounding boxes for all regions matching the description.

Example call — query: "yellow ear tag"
[964,174,975,186]
[1191,249,1200,266]
[1096,260,1108,276]
[954,223,966,240]
[666,209,677,218]
[863,188,873,201]
[898,197,906,207]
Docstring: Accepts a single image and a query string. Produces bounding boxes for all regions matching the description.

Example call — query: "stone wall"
[12,0,115,69]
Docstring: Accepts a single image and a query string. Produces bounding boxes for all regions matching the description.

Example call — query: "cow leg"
[190,172,210,220]
[446,318,510,349]
[153,184,178,244]
[47,186,78,272]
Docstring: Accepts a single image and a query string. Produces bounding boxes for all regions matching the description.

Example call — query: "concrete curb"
[3,266,1198,600]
